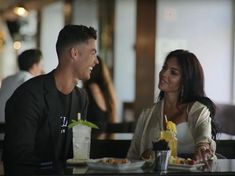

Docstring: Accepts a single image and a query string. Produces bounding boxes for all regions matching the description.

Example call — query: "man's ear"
[70,47,78,59]
[70,47,82,60]
[29,63,41,76]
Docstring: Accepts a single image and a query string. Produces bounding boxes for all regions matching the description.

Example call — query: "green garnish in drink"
[68,119,99,129]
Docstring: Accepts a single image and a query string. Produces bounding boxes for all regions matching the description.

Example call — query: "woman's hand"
[141,149,153,160]
[194,145,214,162]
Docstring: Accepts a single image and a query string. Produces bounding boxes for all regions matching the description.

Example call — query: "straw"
[77,113,81,120]
[164,115,168,124]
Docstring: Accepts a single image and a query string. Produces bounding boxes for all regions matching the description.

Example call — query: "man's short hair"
[18,49,42,71]
[56,24,97,58]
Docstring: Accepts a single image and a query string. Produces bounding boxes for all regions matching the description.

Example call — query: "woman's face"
[158,57,182,94]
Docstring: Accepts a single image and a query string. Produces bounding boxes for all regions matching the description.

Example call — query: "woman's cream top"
[127,100,216,159]
[177,122,194,154]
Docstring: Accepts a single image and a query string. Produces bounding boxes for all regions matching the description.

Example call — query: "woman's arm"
[188,102,216,161]
[127,110,147,160]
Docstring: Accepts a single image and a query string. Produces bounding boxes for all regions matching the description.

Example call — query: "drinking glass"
[72,124,91,160]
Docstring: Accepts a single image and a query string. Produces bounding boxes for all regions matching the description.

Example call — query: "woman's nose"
[95,56,99,64]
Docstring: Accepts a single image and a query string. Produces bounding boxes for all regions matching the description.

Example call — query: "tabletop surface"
[62,159,235,175]
[3,159,235,176]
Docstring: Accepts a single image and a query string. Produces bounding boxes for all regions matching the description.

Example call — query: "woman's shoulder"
[88,83,104,96]
[89,83,100,92]
[187,101,210,117]
[143,101,161,111]
[190,101,207,110]
[139,101,162,120]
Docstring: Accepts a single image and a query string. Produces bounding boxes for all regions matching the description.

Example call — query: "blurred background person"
[0,48,43,122]
[83,55,118,137]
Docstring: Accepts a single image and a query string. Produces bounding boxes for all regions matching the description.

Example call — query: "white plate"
[67,158,90,165]
[87,158,145,171]
[168,163,205,171]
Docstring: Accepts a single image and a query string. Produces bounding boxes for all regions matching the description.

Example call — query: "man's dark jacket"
[3,70,88,167]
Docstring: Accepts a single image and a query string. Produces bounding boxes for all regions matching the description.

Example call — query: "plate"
[87,157,145,171]
[168,163,205,171]
[67,158,90,165]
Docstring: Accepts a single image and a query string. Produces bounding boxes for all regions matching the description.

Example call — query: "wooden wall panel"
[135,0,156,118]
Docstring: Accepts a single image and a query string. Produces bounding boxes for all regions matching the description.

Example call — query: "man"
[3,25,98,174]
[0,49,43,123]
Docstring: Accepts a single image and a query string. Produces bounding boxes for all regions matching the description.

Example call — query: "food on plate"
[169,156,197,165]
[99,158,130,165]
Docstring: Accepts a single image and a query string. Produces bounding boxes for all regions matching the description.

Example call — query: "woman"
[83,56,118,137]
[127,49,217,162]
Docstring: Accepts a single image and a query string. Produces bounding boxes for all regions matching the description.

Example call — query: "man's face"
[74,39,98,80]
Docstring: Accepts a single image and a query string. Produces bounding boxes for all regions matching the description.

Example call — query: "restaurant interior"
[0,0,235,175]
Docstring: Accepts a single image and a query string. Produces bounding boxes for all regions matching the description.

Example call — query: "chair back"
[90,139,131,158]
[105,122,135,133]
[215,103,235,135]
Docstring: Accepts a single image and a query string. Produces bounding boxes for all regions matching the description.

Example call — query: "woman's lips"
[160,78,167,85]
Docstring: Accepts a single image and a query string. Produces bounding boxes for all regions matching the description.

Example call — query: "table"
[3,159,235,176]
[58,159,235,175]
[95,133,133,140]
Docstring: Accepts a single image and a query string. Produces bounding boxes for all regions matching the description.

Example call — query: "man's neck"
[54,67,78,95]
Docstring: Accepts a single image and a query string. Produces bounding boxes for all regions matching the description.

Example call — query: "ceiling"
[0,0,17,11]
[0,0,57,20]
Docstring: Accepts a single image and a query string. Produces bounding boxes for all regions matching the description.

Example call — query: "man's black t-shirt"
[57,90,72,160]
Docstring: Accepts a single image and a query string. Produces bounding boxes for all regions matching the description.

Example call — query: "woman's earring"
[180,86,184,99]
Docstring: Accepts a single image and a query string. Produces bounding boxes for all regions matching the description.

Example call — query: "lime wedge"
[68,119,99,129]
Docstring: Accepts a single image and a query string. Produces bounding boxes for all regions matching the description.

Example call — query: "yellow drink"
[160,130,177,157]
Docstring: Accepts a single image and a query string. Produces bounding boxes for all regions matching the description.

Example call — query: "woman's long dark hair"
[83,56,117,122]
[158,49,217,140]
